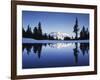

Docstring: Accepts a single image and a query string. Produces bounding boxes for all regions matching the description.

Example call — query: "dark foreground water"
[22,42,89,69]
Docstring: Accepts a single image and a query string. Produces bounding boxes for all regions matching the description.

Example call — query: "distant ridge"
[49,32,70,40]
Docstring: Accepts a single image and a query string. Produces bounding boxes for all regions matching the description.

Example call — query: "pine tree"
[33,27,38,39]
[26,25,32,38]
[80,26,86,40]
[86,28,89,39]
[22,27,25,37]
[38,22,42,35]
[38,22,43,39]
[73,17,79,39]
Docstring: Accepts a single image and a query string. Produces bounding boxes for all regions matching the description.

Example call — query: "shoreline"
[22,38,89,44]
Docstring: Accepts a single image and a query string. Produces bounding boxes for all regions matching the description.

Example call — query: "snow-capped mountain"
[49,43,71,48]
[49,32,70,40]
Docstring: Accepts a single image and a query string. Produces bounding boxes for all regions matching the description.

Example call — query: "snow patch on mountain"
[49,32,70,40]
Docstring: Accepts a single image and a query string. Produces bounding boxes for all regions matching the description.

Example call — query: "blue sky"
[22,11,89,37]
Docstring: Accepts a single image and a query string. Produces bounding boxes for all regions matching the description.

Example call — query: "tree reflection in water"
[23,43,43,58]
[80,43,89,55]
[73,42,89,64]
[73,42,79,64]
[33,44,42,58]
[22,44,32,55]
[23,42,89,63]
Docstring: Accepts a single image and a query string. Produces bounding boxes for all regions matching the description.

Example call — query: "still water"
[22,42,89,69]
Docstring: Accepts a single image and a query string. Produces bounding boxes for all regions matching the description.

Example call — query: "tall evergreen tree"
[73,17,79,39]
[22,27,26,37]
[32,22,43,40]
[86,28,89,39]
[26,25,32,38]
[38,22,42,35]
[80,26,89,40]
[33,27,38,34]
[38,22,43,39]
[33,27,38,39]
[80,26,85,39]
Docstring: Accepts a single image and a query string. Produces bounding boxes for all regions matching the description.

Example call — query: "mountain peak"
[49,32,70,40]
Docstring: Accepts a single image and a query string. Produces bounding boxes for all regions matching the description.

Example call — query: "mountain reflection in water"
[22,42,89,69]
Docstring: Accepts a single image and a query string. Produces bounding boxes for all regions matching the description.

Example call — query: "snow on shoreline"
[22,38,89,44]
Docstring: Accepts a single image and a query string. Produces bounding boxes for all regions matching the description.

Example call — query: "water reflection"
[80,43,89,55]
[33,44,42,58]
[49,43,71,48]
[22,42,89,68]
[23,43,43,58]
[73,43,79,64]
[23,44,32,55]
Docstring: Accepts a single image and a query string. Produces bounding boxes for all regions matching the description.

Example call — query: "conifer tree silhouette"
[73,17,79,39]
[80,26,89,40]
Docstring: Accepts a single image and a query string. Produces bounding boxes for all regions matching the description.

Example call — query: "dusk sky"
[22,11,89,37]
